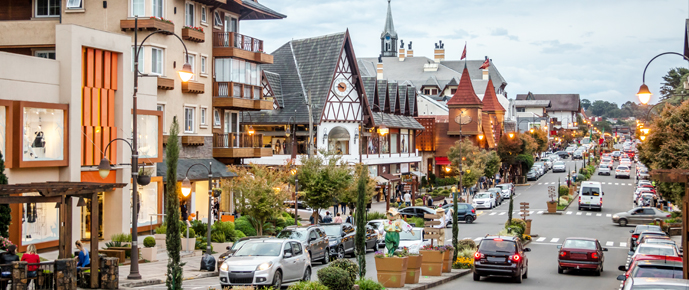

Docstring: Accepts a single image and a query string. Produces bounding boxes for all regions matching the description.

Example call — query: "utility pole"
[307,90,314,158]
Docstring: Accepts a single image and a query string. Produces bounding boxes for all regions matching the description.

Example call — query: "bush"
[558,186,569,197]
[504,218,526,231]
[211,231,226,243]
[191,220,208,238]
[143,236,156,248]
[212,221,236,242]
[558,197,570,207]
[671,211,682,219]
[235,216,257,236]
[457,239,477,251]
[235,230,246,239]
[355,279,384,290]
[366,212,386,222]
[408,217,424,228]
[288,281,329,290]
[111,233,132,243]
[181,227,196,238]
[317,267,353,290]
[453,255,474,269]
[154,224,166,234]
[329,258,359,282]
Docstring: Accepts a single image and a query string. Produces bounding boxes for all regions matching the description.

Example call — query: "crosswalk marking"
[596,213,602,217]
[606,214,612,217]
[566,211,572,215]
[536,237,546,242]
[586,213,592,216]
[576,212,582,215]
[538,183,542,185]
[537,211,543,214]
[620,242,628,247]
[606,241,614,246]
[489,212,497,216]
[627,183,632,186]
[601,182,606,184]
[529,211,534,215]
[499,212,506,215]
[550,238,560,243]
[615,183,619,185]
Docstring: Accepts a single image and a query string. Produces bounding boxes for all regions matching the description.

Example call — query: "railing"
[213,133,264,148]
[27,262,55,290]
[213,32,264,53]
[213,82,262,100]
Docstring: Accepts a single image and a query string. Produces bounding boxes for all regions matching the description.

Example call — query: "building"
[0,0,283,250]
[509,97,552,133]
[515,93,581,130]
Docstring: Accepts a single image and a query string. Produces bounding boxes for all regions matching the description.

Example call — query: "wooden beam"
[0,196,61,204]
[90,192,100,288]
[64,197,73,261]
[59,195,66,259]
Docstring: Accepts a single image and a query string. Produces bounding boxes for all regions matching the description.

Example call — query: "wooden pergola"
[0,181,127,288]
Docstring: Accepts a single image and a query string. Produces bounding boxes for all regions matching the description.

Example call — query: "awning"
[157,158,237,182]
[435,157,451,166]
[380,173,400,182]
[374,176,389,184]
[410,171,426,178]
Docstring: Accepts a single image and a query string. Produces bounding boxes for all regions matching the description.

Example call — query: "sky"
[242,0,689,106]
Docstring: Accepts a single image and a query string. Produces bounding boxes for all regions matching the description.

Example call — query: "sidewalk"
[118,249,218,289]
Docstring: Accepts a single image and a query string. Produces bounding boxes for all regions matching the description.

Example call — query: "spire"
[381,0,397,39]
[482,77,506,112]
[447,66,482,106]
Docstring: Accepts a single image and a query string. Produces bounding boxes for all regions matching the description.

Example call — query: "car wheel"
[321,248,330,265]
[473,271,480,281]
[619,219,628,227]
[273,270,283,289]
[594,268,601,276]
[523,267,528,279]
[302,267,311,281]
[337,246,345,260]
[514,269,523,283]
[557,266,564,274]
[465,216,474,224]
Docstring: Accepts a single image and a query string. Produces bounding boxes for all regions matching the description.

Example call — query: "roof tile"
[447,66,482,106]
[482,78,505,112]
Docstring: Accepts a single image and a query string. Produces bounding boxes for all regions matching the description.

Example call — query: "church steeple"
[380,0,398,57]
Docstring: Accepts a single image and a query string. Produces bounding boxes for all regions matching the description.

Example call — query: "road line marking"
[596,213,602,217]
[513,211,518,215]
[628,183,632,186]
[620,242,627,247]
[538,183,542,185]
[586,213,592,216]
[601,182,606,184]
[606,241,614,246]
[499,212,506,215]
[576,212,582,215]
[537,211,543,214]
[536,237,546,242]
[550,238,560,243]
[489,212,496,216]
[615,183,619,185]
[529,211,534,214]
[606,214,612,217]
[566,211,572,215]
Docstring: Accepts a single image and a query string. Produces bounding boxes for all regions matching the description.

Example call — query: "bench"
[99,249,126,263]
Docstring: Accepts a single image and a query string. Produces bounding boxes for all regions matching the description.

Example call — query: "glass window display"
[22,193,59,244]
[131,181,159,227]
[327,126,350,155]
[22,107,64,161]
[133,114,159,160]
[400,134,408,153]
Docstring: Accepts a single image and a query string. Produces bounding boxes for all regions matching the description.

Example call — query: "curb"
[515,184,531,187]
[558,191,580,212]
[407,269,472,290]
[119,272,218,288]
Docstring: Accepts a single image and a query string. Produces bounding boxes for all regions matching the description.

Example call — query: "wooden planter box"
[525,219,532,236]
[375,256,408,288]
[182,81,204,94]
[120,18,174,34]
[547,201,557,213]
[182,28,205,42]
[181,238,195,251]
[442,249,452,273]
[141,247,157,262]
[419,250,443,276]
[405,255,422,284]
[154,234,166,249]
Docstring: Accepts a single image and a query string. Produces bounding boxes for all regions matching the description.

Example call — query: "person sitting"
[20,245,40,278]
[345,213,353,224]
[75,241,90,269]
[333,213,343,223]
[0,245,19,277]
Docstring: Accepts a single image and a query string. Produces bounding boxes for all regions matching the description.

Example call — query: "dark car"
[557,151,570,159]
[277,225,330,264]
[441,203,477,224]
[397,206,438,221]
[635,231,670,250]
[367,220,386,248]
[629,225,662,251]
[217,236,273,270]
[526,169,538,181]
[473,236,530,283]
[612,151,621,161]
[363,224,380,252]
[557,238,607,275]
[319,223,356,260]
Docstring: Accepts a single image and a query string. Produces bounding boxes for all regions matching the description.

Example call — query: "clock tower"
[380,0,398,57]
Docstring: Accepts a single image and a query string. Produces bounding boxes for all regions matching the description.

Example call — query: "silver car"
[552,161,566,173]
[612,207,671,227]
[219,238,312,289]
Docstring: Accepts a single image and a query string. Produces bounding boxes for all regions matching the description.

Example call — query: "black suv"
[441,203,477,224]
[277,225,330,264]
[557,151,570,159]
[319,223,356,260]
[397,206,437,221]
[474,236,530,283]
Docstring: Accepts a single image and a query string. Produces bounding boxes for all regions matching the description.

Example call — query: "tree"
[496,134,523,165]
[165,117,183,290]
[588,100,621,118]
[339,164,376,211]
[354,165,368,279]
[531,129,548,153]
[483,151,501,180]
[297,152,353,215]
[0,152,10,238]
[518,133,538,156]
[581,99,591,111]
[227,165,291,236]
[660,68,689,101]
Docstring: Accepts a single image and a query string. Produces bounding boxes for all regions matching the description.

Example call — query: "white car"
[597,165,610,175]
[397,228,429,254]
[578,181,603,211]
[635,193,655,207]
[629,244,680,260]
[552,161,566,173]
[616,165,631,179]
[472,192,496,209]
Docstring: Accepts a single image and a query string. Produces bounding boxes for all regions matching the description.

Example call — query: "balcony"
[213,133,272,158]
[182,81,204,94]
[121,17,174,34]
[212,32,273,64]
[181,27,205,43]
[213,82,273,111]
[157,77,174,90]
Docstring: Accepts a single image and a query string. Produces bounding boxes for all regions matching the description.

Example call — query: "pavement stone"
[399,269,471,290]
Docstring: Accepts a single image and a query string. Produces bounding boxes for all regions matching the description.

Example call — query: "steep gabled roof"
[362,76,377,110]
[389,82,398,114]
[264,71,283,108]
[398,84,407,115]
[515,93,581,112]
[482,78,505,112]
[446,66,482,106]
[239,0,287,20]
[377,79,388,112]
[407,86,417,116]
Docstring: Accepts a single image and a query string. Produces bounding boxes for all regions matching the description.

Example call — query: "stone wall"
[164,136,214,159]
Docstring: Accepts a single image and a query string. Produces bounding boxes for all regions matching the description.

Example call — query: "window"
[201,6,207,23]
[186,54,196,80]
[517,107,525,112]
[36,0,60,17]
[185,3,195,27]
[213,11,222,26]
[200,107,207,126]
[213,109,221,127]
[35,50,56,60]
[132,46,144,73]
[157,104,166,133]
[184,107,195,133]
[201,56,207,74]
[151,47,163,75]
[131,0,144,17]
[450,88,457,94]
[66,0,82,9]
[152,0,164,18]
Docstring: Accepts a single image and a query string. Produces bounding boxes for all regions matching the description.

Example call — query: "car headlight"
[220,263,229,271]
[256,262,273,271]
[613,215,619,219]
[329,240,338,246]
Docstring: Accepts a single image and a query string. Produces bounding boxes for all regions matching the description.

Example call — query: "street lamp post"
[181,162,215,259]
[452,109,472,262]
[286,112,299,226]
[97,16,192,280]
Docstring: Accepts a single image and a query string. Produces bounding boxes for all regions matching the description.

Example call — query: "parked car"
[527,169,539,181]
[217,236,274,270]
[532,164,545,177]
[557,237,607,275]
[553,161,567,173]
[442,203,477,224]
[473,236,530,283]
[397,206,438,220]
[616,165,631,179]
[572,151,583,160]
[578,181,603,211]
[612,208,671,227]
[541,158,553,171]
[598,164,611,175]
[629,244,680,261]
[362,224,380,252]
[472,192,497,209]
[319,223,356,260]
[534,161,549,172]
[557,151,570,159]
[635,231,671,250]
[638,169,650,180]
[629,225,662,251]
[219,238,311,289]
[487,188,504,205]
[495,183,515,196]
[367,219,387,249]
[617,258,684,289]
[397,228,429,254]
[277,226,330,264]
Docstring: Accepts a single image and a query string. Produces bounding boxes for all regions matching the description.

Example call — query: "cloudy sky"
[242,0,689,105]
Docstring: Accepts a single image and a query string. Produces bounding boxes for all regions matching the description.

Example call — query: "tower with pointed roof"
[447,66,483,136]
[481,75,507,148]
[381,0,398,57]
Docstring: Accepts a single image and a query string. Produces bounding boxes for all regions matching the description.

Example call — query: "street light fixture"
[508,132,514,138]
[178,63,194,83]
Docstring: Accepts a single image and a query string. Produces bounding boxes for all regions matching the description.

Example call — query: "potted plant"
[442,244,454,273]
[374,250,408,288]
[141,236,157,262]
[402,247,422,284]
[154,224,166,249]
[180,227,196,251]
[212,188,222,197]
[137,168,152,186]
[419,244,444,276]
[547,187,558,213]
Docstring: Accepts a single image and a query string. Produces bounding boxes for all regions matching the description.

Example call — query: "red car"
[617,255,682,287]
[557,238,607,275]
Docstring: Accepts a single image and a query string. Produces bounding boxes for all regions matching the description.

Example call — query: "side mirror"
[602,192,605,196]
[629,230,634,233]
[342,232,347,237]
[556,245,561,249]
[309,237,316,242]
[617,275,626,281]
[524,248,531,252]
[628,251,634,256]
[603,248,609,252]
[618,265,627,271]
[226,246,231,250]
[283,251,293,258]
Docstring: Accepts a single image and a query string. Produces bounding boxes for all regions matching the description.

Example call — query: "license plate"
[571,253,587,259]
[487,257,506,263]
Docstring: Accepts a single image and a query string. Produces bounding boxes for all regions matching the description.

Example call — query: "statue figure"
[383,208,414,256]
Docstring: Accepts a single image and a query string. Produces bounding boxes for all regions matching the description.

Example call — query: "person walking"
[346,213,353,224]
[340,202,347,215]
[180,201,190,227]
[332,200,339,216]
[404,191,412,206]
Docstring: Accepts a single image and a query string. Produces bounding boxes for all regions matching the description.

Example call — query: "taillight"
[559,251,568,257]
[471,209,475,214]
[578,196,581,203]
[474,252,484,259]
[591,252,599,259]
[632,234,639,240]
[667,214,671,218]
[511,254,521,262]
[494,238,503,241]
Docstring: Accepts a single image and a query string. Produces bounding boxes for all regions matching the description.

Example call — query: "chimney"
[482,69,489,80]
[377,55,384,80]
[399,40,405,61]
[407,41,413,57]
[434,40,445,63]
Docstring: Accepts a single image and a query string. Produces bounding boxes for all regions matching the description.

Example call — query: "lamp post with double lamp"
[97,16,192,280]
[180,162,215,260]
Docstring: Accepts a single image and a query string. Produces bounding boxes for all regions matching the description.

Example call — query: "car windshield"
[581,186,600,196]
[554,162,565,166]
[479,240,516,253]
[400,229,422,241]
[488,188,501,193]
[276,230,307,241]
[233,242,282,256]
[637,246,676,256]
[563,239,597,250]
[599,165,607,169]
[368,222,382,229]
[618,166,629,170]
[231,240,250,251]
[632,265,683,279]
[321,225,342,236]
[476,193,491,199]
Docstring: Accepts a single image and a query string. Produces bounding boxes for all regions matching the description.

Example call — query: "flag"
[460,42,466,60]
[479,58,490,69]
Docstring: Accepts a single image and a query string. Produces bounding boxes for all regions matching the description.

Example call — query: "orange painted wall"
[82,47,118,166]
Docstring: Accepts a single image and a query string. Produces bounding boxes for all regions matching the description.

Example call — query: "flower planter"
[375,256,408,288]
[405,255,422,284]
[419,250,443,276]
[442,250,452,273]
[141,247,157,262]
[137,175,151,186]
[182,27,205,42]
[524,219,532,236]
[181,238,195,251]
[154,234,166,249]
[547,201,557,213]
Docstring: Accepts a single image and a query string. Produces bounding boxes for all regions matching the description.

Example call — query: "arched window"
[327,126,350,155]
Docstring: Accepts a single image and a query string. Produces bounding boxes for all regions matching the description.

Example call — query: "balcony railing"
[213,133,264,148]
[213,32,263,53]
[213,82,262,100]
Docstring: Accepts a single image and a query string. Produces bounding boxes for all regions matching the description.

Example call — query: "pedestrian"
[396,196,403,207]
[332,200,339,216]
[652,195,659,208]
[422,194,427,206]
[346,213,353,224]
[309,211,317,225]
[212,197,220,222]
[427,196,433,208]
[0,245,18,289]
[75,241,90,270]
[334,213,343,223]
[443,199,448,206]
[340,202,347,215]
[180,201,190,227]
[323,211,333,223]
[404,191,411,206]
[21,245,40,280]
